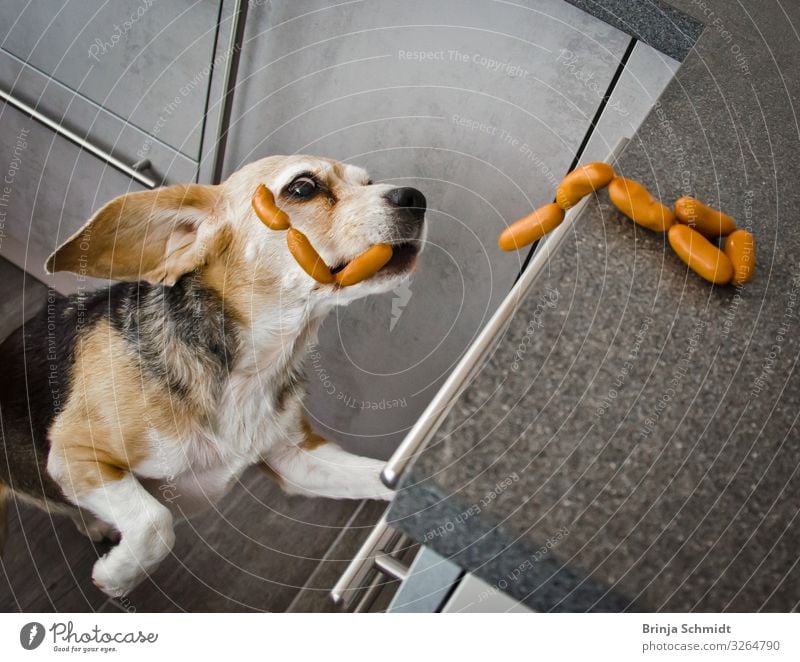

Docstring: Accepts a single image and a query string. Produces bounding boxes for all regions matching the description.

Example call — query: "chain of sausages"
[498,164,756,286]
[251,184,393,286]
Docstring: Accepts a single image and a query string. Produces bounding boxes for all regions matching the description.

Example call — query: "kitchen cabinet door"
[0,0,221,159]
[224,0,631,458]
[0,103,147,293]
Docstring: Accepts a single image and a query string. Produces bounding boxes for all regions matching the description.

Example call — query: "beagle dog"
[0,155,426,597]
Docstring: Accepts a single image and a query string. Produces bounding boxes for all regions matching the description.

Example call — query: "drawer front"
[0,0,221,159]
[0,102,147,293]
[0,51,200,186]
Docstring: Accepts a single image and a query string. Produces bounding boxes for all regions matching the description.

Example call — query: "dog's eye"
[287,176,318,199]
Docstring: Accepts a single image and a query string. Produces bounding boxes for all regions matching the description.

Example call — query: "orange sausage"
[498,203,565,251]
[556,162,615,210]
[724,229,756,285]
[607,177,675,232]
[335,243,393,286]
[252,184,291,231]
[286,228,334,284]
[668,224,733,284]
[674,196,736,237]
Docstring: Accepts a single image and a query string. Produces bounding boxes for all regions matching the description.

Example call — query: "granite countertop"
[388,0,800,611]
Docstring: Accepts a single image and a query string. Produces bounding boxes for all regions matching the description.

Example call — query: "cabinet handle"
[0,88,158,189]
[373,552,409,582]
[331,512,410,609]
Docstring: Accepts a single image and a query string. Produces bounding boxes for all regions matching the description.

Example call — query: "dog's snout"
[385,187,426,221]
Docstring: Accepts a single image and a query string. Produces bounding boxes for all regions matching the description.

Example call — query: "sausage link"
[335,243,393,286]
[608,177,675,232]
[668,224,734,284]
[556,162,615,210]
[724,229,756,285]
[498,203,565,251]
[252,184,291,231]
[286,228,334,284]
[674,196,736,237]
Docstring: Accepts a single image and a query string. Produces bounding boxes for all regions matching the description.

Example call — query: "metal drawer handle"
[0,88,158,189]
[330,512,410,609]
[373,552,408,582]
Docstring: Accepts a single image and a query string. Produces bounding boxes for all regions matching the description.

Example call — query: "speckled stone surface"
[389,0,800,612]
[564,0,703,60]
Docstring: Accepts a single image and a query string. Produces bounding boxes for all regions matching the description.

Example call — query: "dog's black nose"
[385,187,426,222]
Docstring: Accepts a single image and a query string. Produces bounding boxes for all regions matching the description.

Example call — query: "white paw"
[376,490,396,501]
[91,555,142,598]
[367,477,396,501]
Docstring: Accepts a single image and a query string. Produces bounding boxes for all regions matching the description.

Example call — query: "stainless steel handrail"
[0,88,158,189]
[350,536,411,613]
[381,139,629,488]
[331,512,409,609]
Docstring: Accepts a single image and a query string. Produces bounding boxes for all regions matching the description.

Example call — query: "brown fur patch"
[48,320,195,496]
[200,227,280,329]
[257,461,284,488]
[299,418,328,451]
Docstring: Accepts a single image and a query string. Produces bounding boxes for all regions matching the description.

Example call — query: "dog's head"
[46,155,426,312]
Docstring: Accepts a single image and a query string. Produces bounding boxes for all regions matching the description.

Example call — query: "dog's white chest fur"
[137,364,303,514]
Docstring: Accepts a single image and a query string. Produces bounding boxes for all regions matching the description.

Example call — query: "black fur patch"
[0,285,108,501]
[0,273,239,503]
[108,272,238,406]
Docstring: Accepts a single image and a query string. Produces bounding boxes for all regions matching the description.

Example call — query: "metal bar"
[381,139,630,488]
[0,88,158,189]
[374,553,409,582]
[350,533,410,613]
[351,568,386,613]
[330,513,396,608]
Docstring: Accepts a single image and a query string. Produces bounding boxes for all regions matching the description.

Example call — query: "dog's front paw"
[374,487,396,501]
[367,476,395,502]
[92,555,142,598]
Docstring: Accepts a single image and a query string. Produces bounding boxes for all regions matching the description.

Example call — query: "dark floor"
[0,258,388,612]
[1,469,385,612]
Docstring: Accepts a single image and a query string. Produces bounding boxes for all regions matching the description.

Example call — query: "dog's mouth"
[330,240,421,280]
[380,241,421,276]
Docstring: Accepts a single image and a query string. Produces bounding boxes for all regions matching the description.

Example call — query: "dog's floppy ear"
[46,184,225,285]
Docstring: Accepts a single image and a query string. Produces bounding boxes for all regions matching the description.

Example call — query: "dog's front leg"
[261,421,394,501]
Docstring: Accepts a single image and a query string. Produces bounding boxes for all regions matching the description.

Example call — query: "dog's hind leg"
[0,483,8,557]
[70,510,121,544]
[47,451,175,598]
